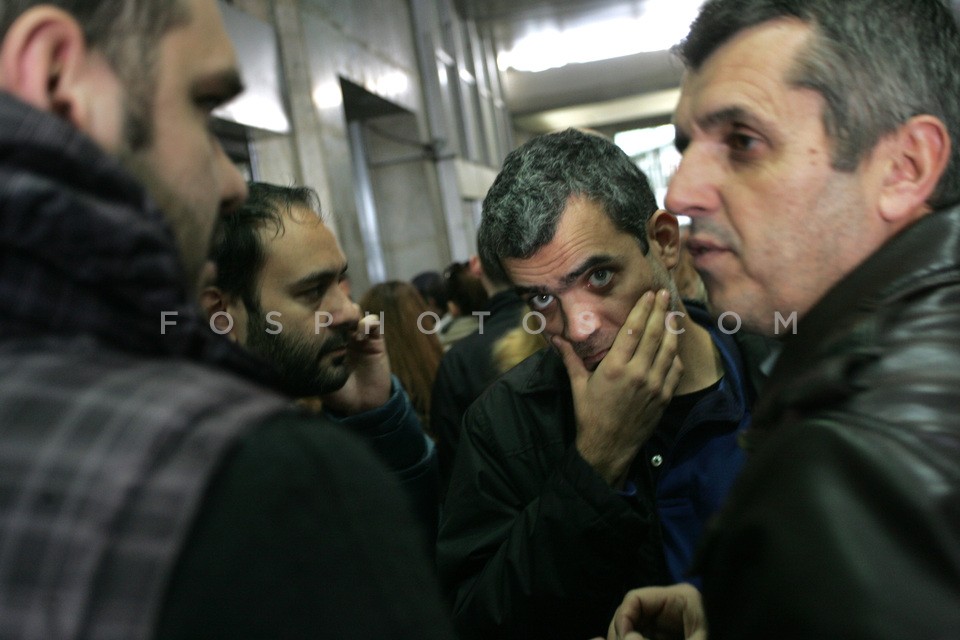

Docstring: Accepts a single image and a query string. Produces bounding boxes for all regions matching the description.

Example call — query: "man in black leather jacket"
[603,0,960,638]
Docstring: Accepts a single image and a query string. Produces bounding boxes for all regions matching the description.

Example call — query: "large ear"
[647,209,680,270]
[0,6,120,146]
[199,285,246,343]
[877,115,951,226]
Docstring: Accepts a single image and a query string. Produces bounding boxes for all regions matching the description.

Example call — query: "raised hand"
[553,289,683,486]
[603,583,707,640]
[321,312,392,415]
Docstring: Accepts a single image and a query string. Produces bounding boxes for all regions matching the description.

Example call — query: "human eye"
[299,281,332,303]
[528,293,555,311]
[587,268,613,289]
[725,127,765,160]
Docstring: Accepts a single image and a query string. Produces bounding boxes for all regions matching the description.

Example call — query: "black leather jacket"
[696,204,960,639]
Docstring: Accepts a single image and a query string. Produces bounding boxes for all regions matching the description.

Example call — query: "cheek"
[537,311,564,337]
[152,114,221,200]
[604,301,632,333]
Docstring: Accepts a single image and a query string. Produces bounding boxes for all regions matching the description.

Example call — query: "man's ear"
[877,115,950,226]
[647,209,680,270]
[468,254,484,278]
[0,7,119,144]
[199,285,243,343]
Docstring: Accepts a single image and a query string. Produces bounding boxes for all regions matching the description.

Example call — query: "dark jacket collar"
[0,91,279,386]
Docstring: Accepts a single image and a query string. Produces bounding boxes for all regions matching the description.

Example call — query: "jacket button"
[651,454,663,468]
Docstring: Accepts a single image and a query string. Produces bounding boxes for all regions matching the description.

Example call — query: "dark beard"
[244,305,352,397]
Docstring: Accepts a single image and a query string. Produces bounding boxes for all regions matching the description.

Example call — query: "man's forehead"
[163,0,242,79]
[674,22,812,132]
[261,215,341,267]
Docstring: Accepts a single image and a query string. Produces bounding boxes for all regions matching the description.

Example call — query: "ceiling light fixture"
[497,0,704,73]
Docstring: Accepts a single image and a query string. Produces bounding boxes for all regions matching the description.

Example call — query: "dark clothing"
[438,306,762,640]
[696,205,960,639]
[325,376,440,549]
[431,290,527,491]
[157,415,449,639]
[0,91,454,639]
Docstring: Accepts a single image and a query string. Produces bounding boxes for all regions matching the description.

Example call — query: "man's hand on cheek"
[553,290,683,487]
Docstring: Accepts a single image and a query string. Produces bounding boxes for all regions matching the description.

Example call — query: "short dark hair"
[443,262,488,315]
[209,182,322,309]
[478,129,659,284]
[0,1,190,149]
[677,0,960,209]
[411,270,448,310]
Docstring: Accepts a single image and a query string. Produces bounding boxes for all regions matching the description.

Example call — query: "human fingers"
[631,289,671,367]
[645,308,681,399]
[552,334,589,388]
[355,311,381,338]
[604,290,656,367]
[349,313,386,355]
[611,597,642,639]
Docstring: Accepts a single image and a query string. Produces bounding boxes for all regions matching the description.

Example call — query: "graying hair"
[478,129,659,284]
[677,0,960,209]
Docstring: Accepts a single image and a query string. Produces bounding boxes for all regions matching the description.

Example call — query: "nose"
[664,144,719,219]
[560,296,601,344]
[216,143,248,215]
[329,285,362,329]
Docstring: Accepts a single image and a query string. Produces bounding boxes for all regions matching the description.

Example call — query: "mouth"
[581,349,609,369]
[319,341,349,361]
[686,237,731,266]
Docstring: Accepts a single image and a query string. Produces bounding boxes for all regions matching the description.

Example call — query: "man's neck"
[674,303,724,395]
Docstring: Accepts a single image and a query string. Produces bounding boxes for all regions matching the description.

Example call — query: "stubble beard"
[115,72,212,298]
[244,303,353,397]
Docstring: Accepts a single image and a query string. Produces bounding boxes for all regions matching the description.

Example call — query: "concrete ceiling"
[454,0,688,137]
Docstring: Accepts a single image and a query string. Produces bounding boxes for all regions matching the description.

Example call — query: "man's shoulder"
[463,347,573,449]
[0,334,288,424]
[480,346,565,398]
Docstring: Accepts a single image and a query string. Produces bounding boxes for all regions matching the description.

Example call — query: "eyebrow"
[675,105,766,152]
[513,255,614,296]
[289,263,348,292]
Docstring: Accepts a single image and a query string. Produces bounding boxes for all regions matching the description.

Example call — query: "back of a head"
[478,128,659,284]
[411,270,447,315]
[443,262,489,316]
[678,0,960,209]
[209,182,322,309]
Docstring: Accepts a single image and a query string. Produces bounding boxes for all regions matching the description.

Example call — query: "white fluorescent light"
[498,0,703,72]
[614,123,677,157]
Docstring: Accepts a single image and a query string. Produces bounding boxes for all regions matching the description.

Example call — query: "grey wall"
[223,0,508,298]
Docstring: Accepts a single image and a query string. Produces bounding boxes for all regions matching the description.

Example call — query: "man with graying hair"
[602,0,960,639]
[437,128,770,640]
[0,1,454,638]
